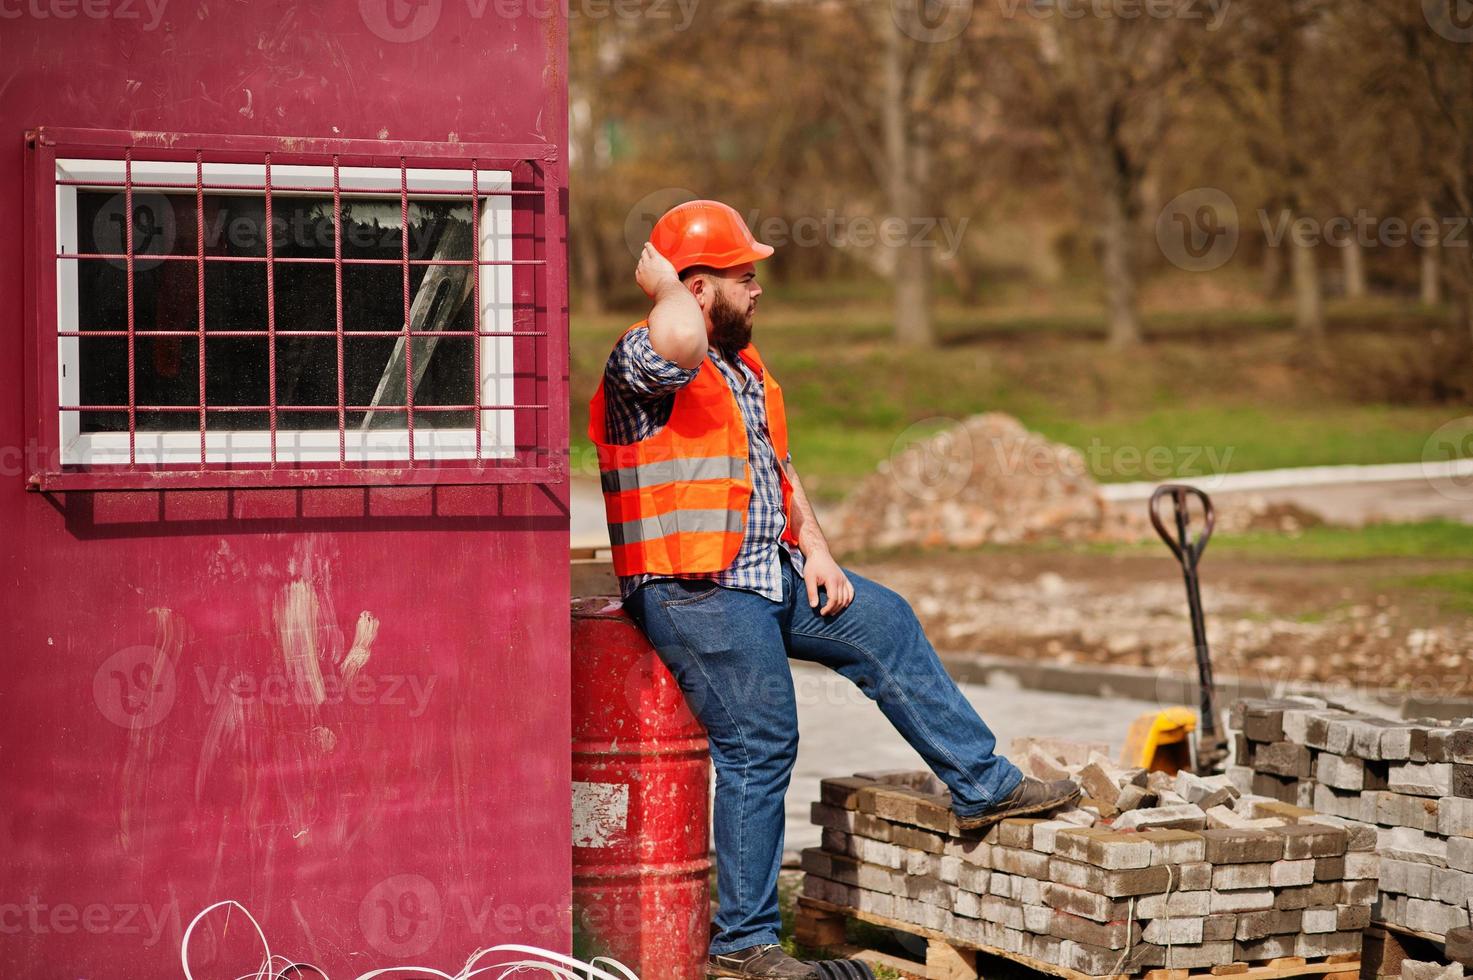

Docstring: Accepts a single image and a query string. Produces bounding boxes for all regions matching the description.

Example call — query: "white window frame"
[54,158,515,467]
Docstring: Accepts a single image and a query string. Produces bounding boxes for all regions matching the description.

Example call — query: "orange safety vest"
[588,321,800,577]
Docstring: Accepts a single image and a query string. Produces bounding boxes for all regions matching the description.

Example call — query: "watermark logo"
[1157,187,1239,272]
[93,645,176,730]
[887,417,975,502]
[623,647,701,731]
[1260,208,1468,251]
[360,874,442,957]
[360,0,699,42]
[749,210,970,260]
[1424,0,1473,43]
[892,0,974,42]
[91,191,176,272]
[622,186,699,261]
[0,0,170,29]
[360,0,442,42]
[996,0,1230,31]
[0,898,177,944]
[623,190,973,264]
[194,666,439,718]
[1422,416,1473,501]
[91,638,439,729]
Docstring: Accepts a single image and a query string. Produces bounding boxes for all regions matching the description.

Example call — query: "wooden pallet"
[796,895,1363,980]
[1360,923,1452,980]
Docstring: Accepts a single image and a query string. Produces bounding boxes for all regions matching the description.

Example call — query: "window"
[28,130,565,490]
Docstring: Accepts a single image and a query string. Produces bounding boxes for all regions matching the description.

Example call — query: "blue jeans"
[623,550,1023,955]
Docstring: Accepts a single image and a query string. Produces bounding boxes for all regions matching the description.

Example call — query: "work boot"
[708,943,820,979]
[954,776,1082,832]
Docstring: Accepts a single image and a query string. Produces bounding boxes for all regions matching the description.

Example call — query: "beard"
[709,289,753,354]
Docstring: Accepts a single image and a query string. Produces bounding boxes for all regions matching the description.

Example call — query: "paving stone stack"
[801,750,1375,978]
[1400,961,1466,980]
[1226,698,1473,939]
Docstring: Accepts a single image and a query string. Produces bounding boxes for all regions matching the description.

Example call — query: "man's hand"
[638,241,707,368]
[635,242,681,300]
[803,549,854,616]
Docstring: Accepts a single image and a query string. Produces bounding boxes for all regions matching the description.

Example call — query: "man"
[589,200,1081,980]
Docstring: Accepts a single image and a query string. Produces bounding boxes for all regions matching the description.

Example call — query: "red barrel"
[571,596,711,979]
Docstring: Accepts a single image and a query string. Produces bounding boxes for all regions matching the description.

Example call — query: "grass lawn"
[570,293,1468,502]
[1202,520,1473,561]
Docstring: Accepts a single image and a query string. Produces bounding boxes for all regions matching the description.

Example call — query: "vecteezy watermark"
[749,210,971,261]
[360,876,573,958]
[93,645,177,730]
[361,874,442,958]
[1079,438,1235,483]
[91,191,177,272]
[622,644,702,730]
[1157,187,1240,272]
[194,667,438,718]
[92,649,440,729]
[359,0,699,43]
[884,418,1237,502]
[89,193,444,270]
[891,0,975,43]
[360,0,441,42]
[1423,0,1473,43]
[1260,208,1470,251]
[887,417,976,503]
[0,0,169,29]
[0,898,178,945]
[622,190,972,262]
[1422,416,1473,502]
[622,186,699,261]
[996,0,1230,30]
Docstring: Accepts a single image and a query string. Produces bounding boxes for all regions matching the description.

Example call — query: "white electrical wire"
[1109,861,1178,976]
[181,901,641,980]
[1108,895,1138,977]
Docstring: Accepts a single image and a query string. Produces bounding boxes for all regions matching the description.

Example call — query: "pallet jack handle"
[1149,484,1229,773]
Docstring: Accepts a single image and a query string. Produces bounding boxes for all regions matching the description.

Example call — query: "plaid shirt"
[601,326,804,603]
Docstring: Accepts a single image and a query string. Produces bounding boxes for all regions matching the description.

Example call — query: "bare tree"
[1199,0,1330,337]
[1349,0,1473,337]
[993,2,1206,346]
[808,0,984,347]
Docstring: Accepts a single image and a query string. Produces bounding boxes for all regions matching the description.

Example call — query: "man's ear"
[685,274,709,309]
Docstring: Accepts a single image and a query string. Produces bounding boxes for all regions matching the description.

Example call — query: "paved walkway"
[782,662,1157,853]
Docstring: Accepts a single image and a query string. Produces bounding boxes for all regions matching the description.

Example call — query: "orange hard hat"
[649,199,774,273]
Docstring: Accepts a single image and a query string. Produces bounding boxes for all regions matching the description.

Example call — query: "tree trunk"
[572,221,605,317]
[569,93,605,316]
[1289,215,1324,336]
[1261,241,1285,299]
[1340,237,1367,300]
[1100,174,1142,347]
[894,246,932,347]
[882,18,933,347]
[1420,201,1443,307]
[1421,243,1443,307]
[1455,253,1473,344]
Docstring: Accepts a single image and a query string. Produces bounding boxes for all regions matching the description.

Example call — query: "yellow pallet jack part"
[1121,705,1199,774]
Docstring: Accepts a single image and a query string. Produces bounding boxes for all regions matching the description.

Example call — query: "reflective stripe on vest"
[607,508,747,547]
[599,455,749,495]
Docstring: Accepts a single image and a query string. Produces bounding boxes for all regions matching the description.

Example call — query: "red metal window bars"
[25,128,567,491]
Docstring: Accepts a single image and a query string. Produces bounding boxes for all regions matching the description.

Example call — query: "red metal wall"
[0,3,570,976]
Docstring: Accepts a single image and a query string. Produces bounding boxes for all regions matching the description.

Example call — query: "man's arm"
[636,242,707,369]
[783,456,855,615]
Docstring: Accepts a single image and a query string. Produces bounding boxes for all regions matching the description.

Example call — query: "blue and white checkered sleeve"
[605,326,700,401]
